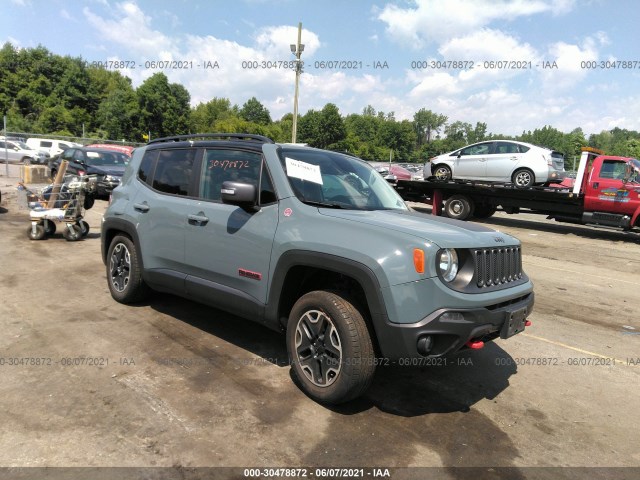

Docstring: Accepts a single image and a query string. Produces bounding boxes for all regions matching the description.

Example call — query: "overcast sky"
[3,0,640,136]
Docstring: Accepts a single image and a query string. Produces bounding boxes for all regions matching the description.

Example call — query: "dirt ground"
[0,173,639,480]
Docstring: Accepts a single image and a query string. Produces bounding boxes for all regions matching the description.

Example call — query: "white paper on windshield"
[285,157,323,185]
[86,152,100,158]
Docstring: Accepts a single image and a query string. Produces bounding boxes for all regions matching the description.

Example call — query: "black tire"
[432,164,452,181]
[50,169,57,180]
[106,234,150,303]
[512,168,535,188]
[22,157,31,166]
[27,224,45,240]
[287,290,375,404]
[63,224,82,241]
[443,195,474,220]
[43,220,56,236]
[79,220,90,237]
[473,204,497,219]
[84,195,95,210]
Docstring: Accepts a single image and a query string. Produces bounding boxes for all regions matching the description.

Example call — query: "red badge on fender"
[284,208,293,217]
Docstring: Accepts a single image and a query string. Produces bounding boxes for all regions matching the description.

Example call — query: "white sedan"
[424,140,565,187]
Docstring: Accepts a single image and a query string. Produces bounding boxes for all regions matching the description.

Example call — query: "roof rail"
[148,133,275,145]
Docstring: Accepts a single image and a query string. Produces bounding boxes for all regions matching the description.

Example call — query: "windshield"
[14,141,32,150]
[280,148,408,211]
[84,151,129,166]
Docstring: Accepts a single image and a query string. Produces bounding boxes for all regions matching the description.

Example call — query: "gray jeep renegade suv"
[101,134,534,404]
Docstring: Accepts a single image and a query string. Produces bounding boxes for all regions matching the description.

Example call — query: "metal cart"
[19,175,97,241]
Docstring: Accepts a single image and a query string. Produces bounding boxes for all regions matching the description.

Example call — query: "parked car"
[0,139,49,165]
[26,138,81,158]
[101,133,533,404]
[86,144,135,157]
[50,147,129,197]
[424,140,565,187]
[369,162,413,183]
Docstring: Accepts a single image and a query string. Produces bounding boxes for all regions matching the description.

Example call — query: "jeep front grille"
[474,247,522,288]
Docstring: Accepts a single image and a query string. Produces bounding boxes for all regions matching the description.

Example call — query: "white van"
[26,138,82,157]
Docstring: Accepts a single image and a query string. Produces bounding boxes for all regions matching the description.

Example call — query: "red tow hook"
[525,320,532,327]
[465,340,484,349]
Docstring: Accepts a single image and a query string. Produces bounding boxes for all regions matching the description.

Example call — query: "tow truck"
[396,148,640,232]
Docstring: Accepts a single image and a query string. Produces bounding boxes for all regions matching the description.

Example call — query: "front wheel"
[287,291,375,404]
[27,224,45,240]
[107,235,149,303]
[433,164,452,181]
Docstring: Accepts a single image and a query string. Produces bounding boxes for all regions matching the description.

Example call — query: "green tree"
[413,108,448,145]
[136,72,190,140]
[239,97,271,125]
[191,97,235,132]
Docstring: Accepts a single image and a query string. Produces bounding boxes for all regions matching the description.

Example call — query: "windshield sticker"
[285,157,323,185]
[86,152,100,158]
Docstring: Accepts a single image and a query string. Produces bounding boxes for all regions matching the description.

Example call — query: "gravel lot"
[1,173,639,480]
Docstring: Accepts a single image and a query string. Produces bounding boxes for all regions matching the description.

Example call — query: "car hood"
[87,165,126,176]
[318,208,518,248]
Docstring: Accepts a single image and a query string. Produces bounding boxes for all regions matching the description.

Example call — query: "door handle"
[188,213,209,225]
[133,202,150,212]
[510,156,518,161]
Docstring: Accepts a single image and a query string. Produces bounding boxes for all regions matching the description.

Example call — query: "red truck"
[396,148,640,232]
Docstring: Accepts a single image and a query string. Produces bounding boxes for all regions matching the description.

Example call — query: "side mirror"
[221,181,257,208]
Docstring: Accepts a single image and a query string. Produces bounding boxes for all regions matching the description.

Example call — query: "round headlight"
[438,248,459,282]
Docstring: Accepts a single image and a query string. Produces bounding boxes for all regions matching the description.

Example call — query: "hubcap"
[515,172,531,187]
[435,167,450,180]
[109,243,131,293]
[294,310,342,387]
[450,200,463,215]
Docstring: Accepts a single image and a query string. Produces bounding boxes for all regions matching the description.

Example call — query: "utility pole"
[290,22,304,143]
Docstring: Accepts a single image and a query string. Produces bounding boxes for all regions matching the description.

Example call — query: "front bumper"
[374,292,534,360]
[97,180,120,196]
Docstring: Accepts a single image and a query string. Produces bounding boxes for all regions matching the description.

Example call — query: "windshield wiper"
[302,199,346,209]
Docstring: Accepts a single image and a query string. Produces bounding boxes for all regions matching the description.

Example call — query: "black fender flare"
[265,250,390,333]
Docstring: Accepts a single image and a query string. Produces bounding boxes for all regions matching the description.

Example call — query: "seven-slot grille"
[474,247,522,288]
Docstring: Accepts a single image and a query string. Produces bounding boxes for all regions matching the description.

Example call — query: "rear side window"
[199,149,275,203]
[138,151,155,185]
[152,149,197,196]
[495,142,519,154]
[41,141,53,148]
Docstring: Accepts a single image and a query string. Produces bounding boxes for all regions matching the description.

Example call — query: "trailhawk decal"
[238,269,262,281]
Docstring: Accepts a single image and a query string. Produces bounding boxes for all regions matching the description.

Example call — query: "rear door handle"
[188,213,209,225]
[510,156,518,161]
[133,202,150,212]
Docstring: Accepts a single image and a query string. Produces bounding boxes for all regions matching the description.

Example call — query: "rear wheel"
[287,290,375,404]
[43,220,56,236]
[443,195,474,220]
[63,224,82,241]
[433,164,452,181]
[107,235,150,303]
[79,220,90,237]
[473,204,497,219]
[512,168,535,188]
